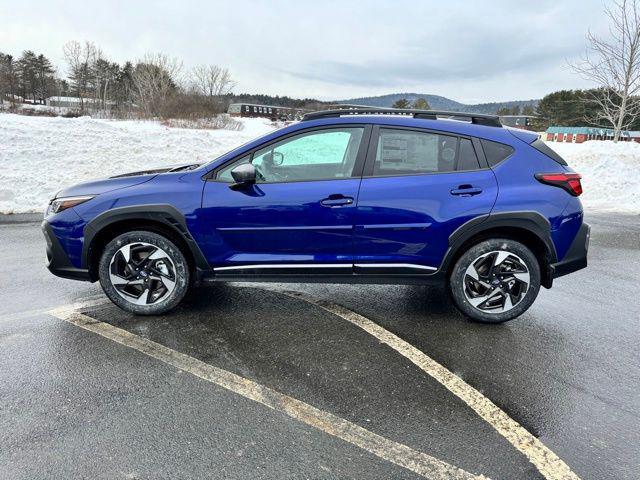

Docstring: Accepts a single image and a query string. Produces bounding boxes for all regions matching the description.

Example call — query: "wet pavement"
[0,212,638,480]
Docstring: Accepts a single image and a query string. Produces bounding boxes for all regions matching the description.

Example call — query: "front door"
[200,125,369,275]
[354,126,498,274]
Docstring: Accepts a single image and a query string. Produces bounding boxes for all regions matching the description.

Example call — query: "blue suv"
[42,108,589,323]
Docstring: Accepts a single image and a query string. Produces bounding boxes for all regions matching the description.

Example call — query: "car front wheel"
[449,238,540,323]
[98,230,190,315]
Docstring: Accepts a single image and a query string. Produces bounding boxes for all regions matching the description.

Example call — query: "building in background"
[46,96,116,109]
[228,103,306,121]
[545,126,640,143]
[499,115,538,130]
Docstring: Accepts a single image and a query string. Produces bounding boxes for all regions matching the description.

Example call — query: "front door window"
[217,128,364,183]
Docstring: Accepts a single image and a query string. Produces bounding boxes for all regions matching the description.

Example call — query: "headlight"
[46,195,95,216]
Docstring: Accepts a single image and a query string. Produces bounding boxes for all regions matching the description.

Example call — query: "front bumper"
[550,222,590,279]
[42,221,91,281]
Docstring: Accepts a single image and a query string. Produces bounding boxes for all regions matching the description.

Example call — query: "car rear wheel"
[98,231,190,315]
[449,238,540,323]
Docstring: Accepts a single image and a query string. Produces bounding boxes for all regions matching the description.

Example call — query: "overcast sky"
[0,0,611,103]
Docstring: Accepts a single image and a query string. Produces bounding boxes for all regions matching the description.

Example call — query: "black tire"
[449,238,540,324]
[98,230,190,315]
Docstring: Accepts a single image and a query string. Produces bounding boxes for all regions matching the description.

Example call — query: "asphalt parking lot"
[1,213,639,480]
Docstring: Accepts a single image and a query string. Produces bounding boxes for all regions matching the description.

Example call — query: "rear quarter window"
[480,139,515,167]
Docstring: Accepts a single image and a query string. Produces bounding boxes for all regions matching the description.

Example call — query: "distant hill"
[336,93,539,115]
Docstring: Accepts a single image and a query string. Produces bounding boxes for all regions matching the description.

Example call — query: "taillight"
[535,173,582,196]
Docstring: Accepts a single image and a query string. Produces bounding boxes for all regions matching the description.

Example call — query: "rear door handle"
[450,185,483,196]
[321,194,354,207]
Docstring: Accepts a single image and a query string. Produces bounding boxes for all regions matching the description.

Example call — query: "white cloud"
[0,0,610,102]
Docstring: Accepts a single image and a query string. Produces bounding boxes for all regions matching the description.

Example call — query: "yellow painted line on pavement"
[48,304,488,480]
[0,296,109,324]
[259,287,580,480]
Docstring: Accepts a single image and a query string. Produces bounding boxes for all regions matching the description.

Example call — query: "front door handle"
[321,194,354,207]
[450,185,483,196]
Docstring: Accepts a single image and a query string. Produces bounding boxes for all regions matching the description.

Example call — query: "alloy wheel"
[463,250,530,313]
[108,242,177,306]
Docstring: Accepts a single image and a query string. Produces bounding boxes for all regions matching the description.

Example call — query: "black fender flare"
[82,204,209,271]
[439,211,558,286]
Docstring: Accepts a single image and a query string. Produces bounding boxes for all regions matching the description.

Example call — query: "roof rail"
[301,107,502,128]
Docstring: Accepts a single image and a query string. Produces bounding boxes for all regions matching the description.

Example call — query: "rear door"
[353,126,498,274]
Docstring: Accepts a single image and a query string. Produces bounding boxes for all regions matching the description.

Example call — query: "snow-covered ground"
[548,140,640,212]
[0,113,638,213]
[0,113,276,213]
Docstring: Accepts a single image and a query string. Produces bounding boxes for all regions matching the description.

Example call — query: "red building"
[545,126,640,143]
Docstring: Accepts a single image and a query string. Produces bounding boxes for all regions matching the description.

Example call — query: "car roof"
[289,115,528,144]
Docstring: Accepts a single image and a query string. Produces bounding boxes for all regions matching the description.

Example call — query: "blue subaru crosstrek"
[43,108,589,323]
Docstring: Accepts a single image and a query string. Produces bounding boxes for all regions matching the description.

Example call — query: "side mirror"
[230,163,256,188]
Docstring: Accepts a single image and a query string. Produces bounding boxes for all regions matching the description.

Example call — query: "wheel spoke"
[493,251,510,267]
[109,274,130,286]
[502,294,513,312]
[120,244,131,263]
[147,248,167,261]
[465,261,491,289]
[468,293,490,308]
[150,274,175,291]
[132,287,152,305]
[511,272,530,284]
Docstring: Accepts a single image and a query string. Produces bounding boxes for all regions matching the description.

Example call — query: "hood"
[109,162,201,178]
[55,163,201,198]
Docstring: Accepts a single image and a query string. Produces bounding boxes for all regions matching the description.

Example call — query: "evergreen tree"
[522,105,536,116]
[16,50,38,102]
[392,98,410,109]
[34,54,55,103]
[412,98,431,110]
[0,53,18,104]
[536,89,600,127]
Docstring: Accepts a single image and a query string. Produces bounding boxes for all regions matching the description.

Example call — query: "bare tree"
[131,53,182,117]
[63,40,99,112]
[191,64,234,99]
[571,0,640,142]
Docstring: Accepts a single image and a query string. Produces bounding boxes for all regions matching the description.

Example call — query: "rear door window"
[373,128,458,175]
[370,128,484,176]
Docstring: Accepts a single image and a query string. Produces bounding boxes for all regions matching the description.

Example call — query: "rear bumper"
[550,222,590,279]
[42,221,91,281]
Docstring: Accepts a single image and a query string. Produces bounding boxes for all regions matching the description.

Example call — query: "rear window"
[530,139,568,166]
[480,139,515,167]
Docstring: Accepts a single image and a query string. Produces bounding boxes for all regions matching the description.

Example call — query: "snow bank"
[547,141,640,212]
[1,113,638,214]
[0,114,276,213]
